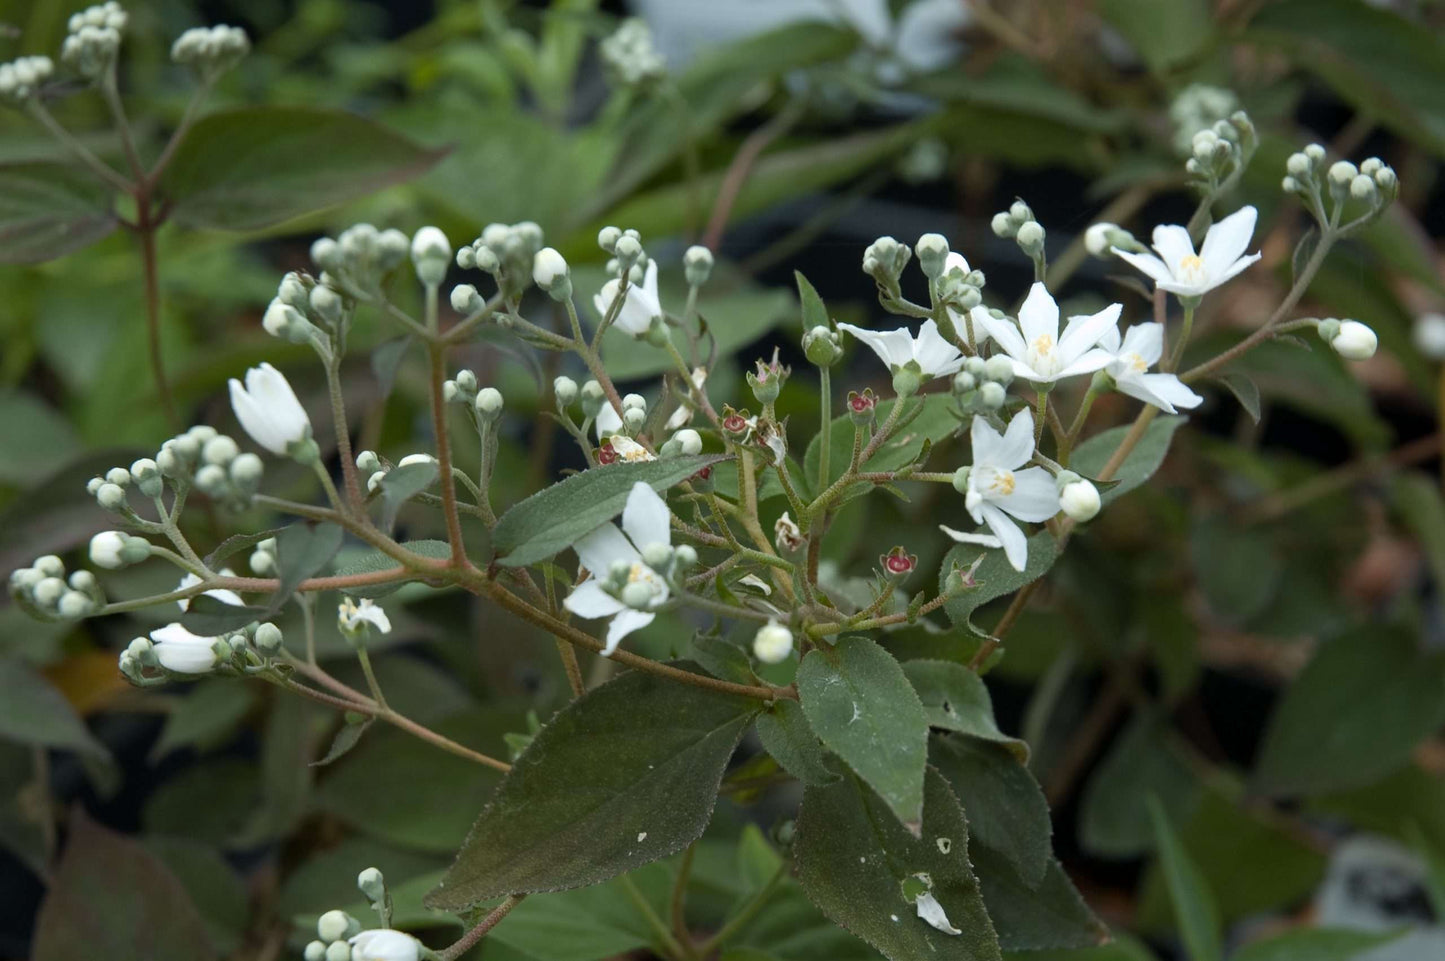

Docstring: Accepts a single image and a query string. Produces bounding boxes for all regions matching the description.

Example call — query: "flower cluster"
[170,24,250,80]
[599,18,667,88]
[60,2,126,80]
[454,221,543,300]
[9,555,105,621]
[0,56,54,106]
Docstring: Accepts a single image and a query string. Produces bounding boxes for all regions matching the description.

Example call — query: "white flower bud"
[1414,313,1445,360]
[1059,477,1101,522]
[1281,176,1300,194]
[553,376,578,406]
[475,387,504,421]
[194,463,228,496]
[410,227,451,286]
[672,429,702,456]
[34,577,67,607]
[597,226,622,252]
[377,229,410,271]
[978,381,1006,409]
[623,407,647,433]
[202,435,240,466]
[367,471,386,493]
[229,363,313,457]
[622,393,647,412]
[89,531,131,569]
[355,450,381,474]
[325,941,352,961]
[450,284,483,315]
[1304,143,1326,163]
[311,237,343,272]
[683,245,713,286]
[230,453,264,492]
[915,233,950,278]
[1286,152,1312,177]
[349,930,419,961]
[952,371,976,394]
[106,467,132,487]
[305,942,328,961]
[397,454,436,469]
[1350,174,1377,201]
[317,911,352,944]
[752,620,794,664]
[357,867,386,902]
[309,285,344,324]
[983,355,1014,385]
[253,622,283,654]
[532,247,569,292]
[1015,221,1045,254]
[96,482,128,511]
[621,581,654,609]
[58,591,94,618]
[1009,200,1032,222]
[1084,222,1117,258]
[990,212,1016,238]
[1328,160,1358,186]
[1331,320,1377,361]
[641,542,672,569]
[455,369,477,393]
[673,544,697,569]
[34,556,65,578]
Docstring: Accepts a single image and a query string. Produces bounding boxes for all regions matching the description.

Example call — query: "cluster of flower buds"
[991,200,1046,262]
[310,224,412,296]
[61,3,126,80]
[355,450,438,494]
[185,427,264,506]
[597,226,650,285]
[951,352,1013,411]
[747,348,791,405]
[599,18,667,88]
[1169,84,1240,156]
[302,904,421,961]
[1317,317,1378,362]
[249,537,278,575]
[752,620,794,664]
[455,221,544,301]
[0,56,54,106]
[1184,111,1257,193]
[861,236,913,298]
[441,368,504,422]
[1084,222,1145,259]
[262,270,341,346]
[1283,147,1398,224]
[9,555,105,621]
[120,620,285,685]
[170,24,250,81]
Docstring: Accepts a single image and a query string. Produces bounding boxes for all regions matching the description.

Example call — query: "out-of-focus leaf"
[0,390,82,484]
[1214,372,1261,423]
[691,634,758,685]
[492,455,725,567]
[143,837,248,954]
[795,766,1001,961]
[271,522,344,611]
[755,698,837,787]
[149,682,255,762]
[932,734,1050,885]
[909,55,1124,132]
[312,717,372,768]
[0,161,117,264]
[378,462,440,531]
[1190,518,1283,626]
[939,532,1060,637]
[797,637,929,831]
[1079,714,1202,859]
[32,811,217,961]
[971,845,1108,953]
[1252,627,1445,797]
[1147,796,1222,961]
[903,661,1027,760]
[162,107,446,230]
[1231,928,1407,961]
[332,539,448,599]
[426,666,757,910]
[1100,0,1214,73]
[179,595,269,636]
[1391,472,1445,592]
[1069,415,1186,505]
[0,657,109,759]
[201,526,289,569]
[796,271,828,331]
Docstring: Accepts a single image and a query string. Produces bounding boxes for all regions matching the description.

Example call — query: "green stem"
[818,368,832,490]
[1034,389,1049,448]
[697,860,790,956]
[620,874,692,961]
[26,101,132,193]
[356,648,389,710]
[1164,300,1196,372]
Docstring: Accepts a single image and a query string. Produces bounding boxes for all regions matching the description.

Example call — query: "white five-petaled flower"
[594,259,662,337]
[974,283,1118,385]
[349,929,420,961]
[836,319,965,379]
[338,597,392,636]
[959,409,1059,572]
[1113,205,1261,299]
[1094,323,1203,414]
[148,623,222,674]
[228,363,312,456]
[564,482,673,655]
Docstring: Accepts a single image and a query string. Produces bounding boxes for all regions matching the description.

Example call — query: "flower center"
[1124,352,1148,373]
[1024,333,1060,376]
[977,466,1016,499]
[1177,253,1206,285]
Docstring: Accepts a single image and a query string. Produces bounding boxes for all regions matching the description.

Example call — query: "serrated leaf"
[797,637,928,831]
[1252,627,1445,797]
[796,271,828,330]
[902,661,1027,761]
[1069,415,1185,505]
[311,718,373,767]
[426,664,757,909]
[202,526,288,569]
[0,657,110,760]
[1147,796,1222,961]
[492,455,726,567]
[0,161,117,264]
[333,539,449,599]
[755,698,838,787]
[32,811,217,961]
[1215,372,1261,423]
[970,846,1108,953]
[932,734,1050,886]
[795,766,1001,961]
[162,107,445,230]
[939,532,1059,637]
[379,463,439,531]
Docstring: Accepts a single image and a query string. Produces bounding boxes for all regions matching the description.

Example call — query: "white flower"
[397,453,437,469]
[176,572,243,611]
[563,482,673,655]
[915,892,962,935]
[606,435,655,463]
[229,363,312,456]
[338,597,391,636]
[1113,206,1261,299]
[974,284,1118,384]
[1331,321,1377,361]
[594,259,662,337]
[1095,323,1203,413]
[836,319,965,379]
[962,410,1059,572]
[753,620,794,664]
[349,929,420,961]
[938,526,1004,550]
[149,623,222,674]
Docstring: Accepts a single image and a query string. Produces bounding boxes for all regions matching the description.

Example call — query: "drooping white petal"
[1053,347,1115,380]
[912,320,965,376]
[574,523,638,577]
[915,892,962,935]
[1198,205,1257,278]
[837,323,917,369]
[939,525,1003,548]
[991,466,1060,522]
[150,622,218,673]
[602,608,655,655]
[230,363,311,455]
[563,580,627,619]
[1057,303,1121,364]
[1016,283,1060,344]
[977,503,1028,572]
[621,482,671,551]
[339,597,391,634]
[1116,371,1203,412]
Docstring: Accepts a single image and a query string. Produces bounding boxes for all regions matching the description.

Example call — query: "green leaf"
[179,595,269,636]
[755,698,838,787]
[143,838,248,954]
[795,766,1000,961]
[1147,797,1222,961]
[492,455,726,567]
[32,811,217,961]
[797,637,929,831]
[1214,372,1261,423]
[0,161,117,264]
[312,717,373,767]
[1079,714,1201,859]
[939,532,1059,637]
[378,462,440,531]
[803,395,962,495]
[970,846,1108,953]
[907,55,1124,134]
[161,106,446,230]
[1189,517,1284,627]
[932,734,1050,886]
[1099,0,1213,73]
[0,389,82,484]
[149,682,255,763]
[0,657,109,759]
[903,661,1027,761]
[1252,627,1445,797]
[796,271,828,331]
[426,664,758,910]
[271,522,344,611]
[1069,415,1185,506]
[1231,928,1407,961]
[202,525,288,569]
[1391,472,1445,592]
[333,539,449,599]
[691,634,758,685]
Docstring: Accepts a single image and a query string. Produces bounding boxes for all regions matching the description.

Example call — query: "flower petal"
[938,524,1003,548]
[563,580,626,619]
[622,482,671,550]
[574,522,637,577]
[837,323,917,369]
[1150,224,1196,273]
[992,466,1059,522]
[1112,249,1174,286]
[959,305,992,348]
[1121,323,1164,367]
[230,378,283,454]
[1205,250,1261,290]
[1119,371,1203,412]
[978,503,1028,572]
[1198,205,1257,278]
[994,408,1036,470]
[602,608,654,656]
[975,311,1028,361]
[595,402,623,440]
[1017,282,1060,343]
[969,414,1010,470]
[1057,302,1121,363]
[1054,347,1115,380]
[915,892,962,935]
[913,320,965,377]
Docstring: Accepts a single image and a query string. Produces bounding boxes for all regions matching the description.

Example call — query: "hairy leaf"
[971,845,1108,952]
[903,661,1027,761]
[932,734,1050,886]
[333,539,449,599]
[939,532,1059,637]
[755,698,837,787]
[0,161,117,264]
[1069,415,1185,505]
